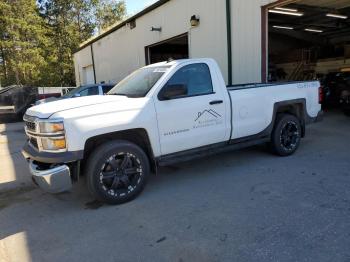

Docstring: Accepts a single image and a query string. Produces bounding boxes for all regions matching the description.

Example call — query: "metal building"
[74,0,350,87]
[74,0,277,86]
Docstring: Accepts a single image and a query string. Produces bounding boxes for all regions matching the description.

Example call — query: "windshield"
[108,66,171,98]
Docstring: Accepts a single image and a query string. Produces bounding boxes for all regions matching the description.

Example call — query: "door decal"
[194,109,223,129]
[163,109,223,137]
[195,109,221,121]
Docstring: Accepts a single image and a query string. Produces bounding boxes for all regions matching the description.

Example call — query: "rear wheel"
[270,114,301,156]
[86,140,150,205]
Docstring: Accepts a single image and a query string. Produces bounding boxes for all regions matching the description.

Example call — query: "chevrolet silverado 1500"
[22,58,323,204]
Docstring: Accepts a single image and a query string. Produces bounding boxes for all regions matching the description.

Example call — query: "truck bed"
[227,80,318,90]
[226,80,320,140]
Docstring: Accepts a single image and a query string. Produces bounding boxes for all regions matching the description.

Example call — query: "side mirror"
[160,84,188,100]
[74,93,81,98]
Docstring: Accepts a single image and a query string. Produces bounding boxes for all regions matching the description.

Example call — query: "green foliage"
[0,0,47,86]
[95,0,126,33]
[0,0,126,87]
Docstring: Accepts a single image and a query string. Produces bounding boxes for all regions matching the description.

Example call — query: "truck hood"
[26,95,136,119]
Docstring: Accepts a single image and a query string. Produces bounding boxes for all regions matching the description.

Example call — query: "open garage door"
[268,0,350,82]
[267,0,350,109]
[146,34,189,64]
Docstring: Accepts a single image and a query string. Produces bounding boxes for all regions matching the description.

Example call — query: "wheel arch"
[83,128,155,166]
[274,99,307,137]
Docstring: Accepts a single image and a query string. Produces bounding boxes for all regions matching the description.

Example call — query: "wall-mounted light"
[190,15,200,27]
[326,13,348,19]
[151,26,162,32]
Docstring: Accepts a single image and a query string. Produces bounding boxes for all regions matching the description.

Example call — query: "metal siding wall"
[87,0,228,85]
[73,46,93,87]
[231,0,263,85]
[74,0,280,86]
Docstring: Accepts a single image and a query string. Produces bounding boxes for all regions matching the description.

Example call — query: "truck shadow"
[145,144,271,195]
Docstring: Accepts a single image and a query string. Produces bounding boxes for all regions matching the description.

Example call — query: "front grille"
[30,137,38,149]
[23,115,37,132]
[25,121,36,131]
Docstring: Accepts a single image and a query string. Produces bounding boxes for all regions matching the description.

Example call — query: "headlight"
[24,118,67,152]
[41,137,66,151]
[39,121,64,134]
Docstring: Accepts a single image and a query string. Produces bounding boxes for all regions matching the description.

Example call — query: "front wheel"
[270,114,302,156]
[86,140,150,205]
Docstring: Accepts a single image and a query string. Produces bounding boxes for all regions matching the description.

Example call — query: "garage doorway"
[82,65,95,85]
[146,33,189,65]
[265,0,350,109]
[266,0,350,82]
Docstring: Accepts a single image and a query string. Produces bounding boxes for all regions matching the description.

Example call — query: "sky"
[125,0,158,15]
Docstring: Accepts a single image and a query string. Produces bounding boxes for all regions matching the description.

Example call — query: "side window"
[78,88,89,97]
[79,86,99,96]
[102,85,114,94]
[88,86,99,96]
[165,63,213,97]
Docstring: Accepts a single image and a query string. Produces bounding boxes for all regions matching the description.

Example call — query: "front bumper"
[29,161,72,193]
[22,141,84,164]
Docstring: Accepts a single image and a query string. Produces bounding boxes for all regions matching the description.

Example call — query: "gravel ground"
[0,110,349,262]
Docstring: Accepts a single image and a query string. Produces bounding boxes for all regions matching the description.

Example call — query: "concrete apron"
[0,122,33,192]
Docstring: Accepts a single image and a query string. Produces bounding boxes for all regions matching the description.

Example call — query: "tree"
[0,0,126,87]
[95,0,126,33]
[0,0,47,86]
[37,0,95,86]
[38,0,126,86]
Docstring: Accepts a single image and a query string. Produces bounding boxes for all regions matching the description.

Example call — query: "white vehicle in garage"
[22,58,323,204]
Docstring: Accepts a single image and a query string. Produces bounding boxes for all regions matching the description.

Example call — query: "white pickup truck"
[22,58,323,204]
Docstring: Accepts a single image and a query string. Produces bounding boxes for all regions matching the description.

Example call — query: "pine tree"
[95,0,126,33]
[38,0,126,86]
[38,0,93,86]
[0,0,126,87]
[0,0,47,86]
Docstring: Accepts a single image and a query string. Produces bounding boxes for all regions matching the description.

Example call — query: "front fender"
[52,100,161,157]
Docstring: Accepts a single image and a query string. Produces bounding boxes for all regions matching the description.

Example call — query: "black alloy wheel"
[86,140,150,205]
[279,121,300,152]
[270,114,302,156]
[99,152,143,197]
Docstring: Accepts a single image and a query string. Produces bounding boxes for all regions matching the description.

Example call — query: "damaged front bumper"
[29,161,72,193]
[22,140,83,193]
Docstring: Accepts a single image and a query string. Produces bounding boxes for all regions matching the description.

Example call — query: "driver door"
[154,63,227,155]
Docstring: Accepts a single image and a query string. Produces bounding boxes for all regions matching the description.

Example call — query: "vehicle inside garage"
[268,0,350,110]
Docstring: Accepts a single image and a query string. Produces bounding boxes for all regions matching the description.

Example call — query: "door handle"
[210,100,223,105]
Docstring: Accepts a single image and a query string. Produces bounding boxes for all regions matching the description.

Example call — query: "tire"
[86,140,150,205]
[270,114,302,156]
